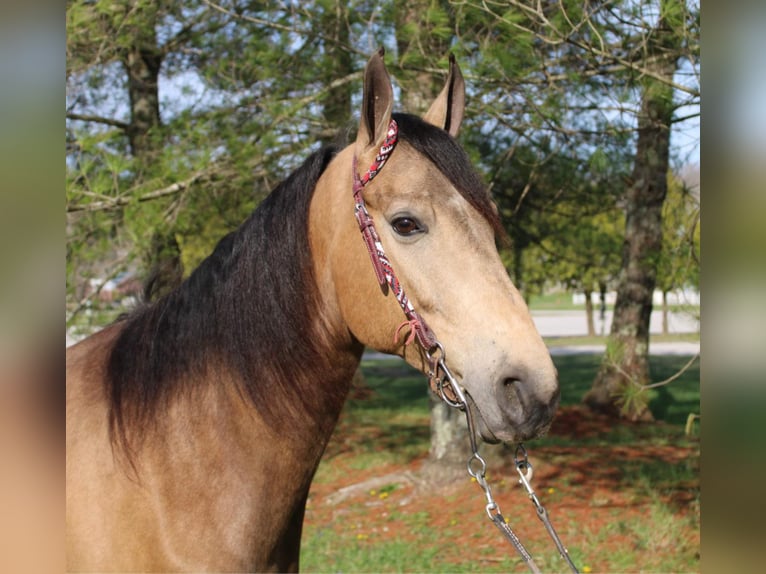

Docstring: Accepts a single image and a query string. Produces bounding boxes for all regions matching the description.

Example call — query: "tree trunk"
[394,0,448,111]
[143,233,184,302]
[319,1,352,146]
[584,289,595,336]
[123,44,162,160]
[598,281,608,336]
[420,393,471,482]
[121,15,182,298]
[662,290,669,334]
[584,0,681,420]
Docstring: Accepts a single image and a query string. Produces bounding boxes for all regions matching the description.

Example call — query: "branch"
[672,111,701,124]
[565,37,698,97]
[465,0,699,98]
[201,0,368,58]
[66,112,131,131]
[67,171,209,213]
[607,351,700,391]
[641,353,700,390]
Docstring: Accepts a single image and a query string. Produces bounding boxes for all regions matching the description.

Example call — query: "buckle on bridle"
[425,342,465,409]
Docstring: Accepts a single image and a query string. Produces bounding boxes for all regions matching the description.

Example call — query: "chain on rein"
[352,119,578,574]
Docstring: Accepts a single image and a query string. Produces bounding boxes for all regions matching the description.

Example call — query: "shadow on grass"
[352,360,429,411]
[549,353,700,426]
[324,359,432,461]
[648,356,700,425]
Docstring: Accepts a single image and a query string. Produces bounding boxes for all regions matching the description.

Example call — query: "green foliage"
[351,352,699,439]
[425,3,453,41]
[605,336,626,367]
[657,171,701,292]
[66,0,699,336]
[618,381,652,419]
[66,0,378,319]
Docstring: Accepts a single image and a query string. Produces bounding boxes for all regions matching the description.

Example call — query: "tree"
[67,0,229,312]
[317,1,354,145]
[68,1,197,299]
[549,210,624,335]
[451,0,699,419]
[67,0,699,433]
[586,0,696,420]
[66,1,378,322]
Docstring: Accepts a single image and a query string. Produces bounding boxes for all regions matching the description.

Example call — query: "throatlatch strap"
[352,119,437,350]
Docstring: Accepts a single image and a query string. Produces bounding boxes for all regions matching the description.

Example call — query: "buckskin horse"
[66,50,559,572]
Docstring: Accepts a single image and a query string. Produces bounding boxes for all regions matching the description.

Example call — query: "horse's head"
[311,51,559,444]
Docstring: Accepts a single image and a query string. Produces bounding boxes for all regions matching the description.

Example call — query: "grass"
[301,510,443,573]
[301,352,701,573]
[302,535,442,572]
[314,362,432,483]
[545,352,700,427]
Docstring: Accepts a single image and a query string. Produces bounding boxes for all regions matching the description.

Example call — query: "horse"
[66,50,560,572]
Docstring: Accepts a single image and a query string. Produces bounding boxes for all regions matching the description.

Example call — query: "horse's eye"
[391,216,423,236]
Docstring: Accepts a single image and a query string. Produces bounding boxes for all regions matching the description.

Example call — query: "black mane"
[106,113,501,454]
[107,146,340,452]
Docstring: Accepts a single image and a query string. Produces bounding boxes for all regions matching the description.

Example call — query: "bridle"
[352,119,436,351]
[352,119,579,574]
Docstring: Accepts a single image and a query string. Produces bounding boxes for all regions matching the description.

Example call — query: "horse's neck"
[134,145,365,568]
[133,343,362,570]
[168,335,362,470]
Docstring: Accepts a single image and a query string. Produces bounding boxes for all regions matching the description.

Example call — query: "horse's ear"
[423,54,465,137]
[356,48,394,156]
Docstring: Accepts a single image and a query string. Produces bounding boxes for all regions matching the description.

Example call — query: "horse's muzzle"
[466,370,560,444]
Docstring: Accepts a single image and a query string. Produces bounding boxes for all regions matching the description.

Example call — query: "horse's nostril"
[500,377,525,405]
